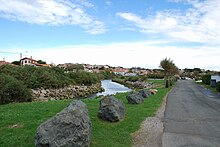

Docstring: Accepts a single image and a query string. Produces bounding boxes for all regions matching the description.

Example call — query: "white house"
[210,75,220,87]
[20,57,37,66]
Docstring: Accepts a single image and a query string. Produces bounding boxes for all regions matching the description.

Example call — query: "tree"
[160,58,178,88]
[37,60,46,64]
[160,57,178,77]
[11,60,20,66]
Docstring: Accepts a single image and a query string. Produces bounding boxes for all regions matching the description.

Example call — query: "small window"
[25,60,27,63]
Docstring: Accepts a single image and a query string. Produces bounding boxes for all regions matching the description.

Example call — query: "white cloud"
[116,0,220,45]
[33,43,220,70]
[0,0,106,34]
[106,1,112,6]
[3,41,219,70]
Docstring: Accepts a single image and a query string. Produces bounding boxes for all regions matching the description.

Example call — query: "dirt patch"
[132,94,168,147]
[8,123,23,129]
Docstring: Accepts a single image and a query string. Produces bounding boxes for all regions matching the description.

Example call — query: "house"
[0,60,10,66]
[113,68,129,76]
[210,75,220,87]
[20,57,51,67]
[20,57,37,66]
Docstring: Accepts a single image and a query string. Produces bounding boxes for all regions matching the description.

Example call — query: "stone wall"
[32,83,104,101]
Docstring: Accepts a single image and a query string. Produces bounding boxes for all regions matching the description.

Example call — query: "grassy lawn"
[0,86,171,147]
[197,82,219,93]
[148,79,165,88]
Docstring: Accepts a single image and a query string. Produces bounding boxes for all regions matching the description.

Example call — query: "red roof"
[0,61,10,65]
[20,57,37,62]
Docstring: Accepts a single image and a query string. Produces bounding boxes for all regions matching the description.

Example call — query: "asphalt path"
[162,80,220,147]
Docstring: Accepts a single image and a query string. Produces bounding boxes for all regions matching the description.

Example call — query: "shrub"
[139,75,148,81]
[0,74,32,104]
[0,65,100,89]
[68,71,99,85]
[216,82,220,92]
[202,74,211,85]
[127,76,139,82]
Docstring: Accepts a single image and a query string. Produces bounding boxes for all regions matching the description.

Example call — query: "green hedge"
[0,65,101,89]
[202,74,211,85]
[0,73,32,104]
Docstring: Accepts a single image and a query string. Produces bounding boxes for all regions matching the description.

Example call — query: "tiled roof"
[20,57,37,62]
[0,61,10,65]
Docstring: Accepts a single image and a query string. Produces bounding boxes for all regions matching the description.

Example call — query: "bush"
[202,74,211,85]
[68,71,99,85]
[165,77,177,88]
[216,82,220,92]
[0,65,100,89]
[0,74,32,104]
[139,75,148,81]
[127,76,139,82]
[0,65,74,89]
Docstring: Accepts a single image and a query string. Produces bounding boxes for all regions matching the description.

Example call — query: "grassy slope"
[0,87,170,147]
[197,82,219,93]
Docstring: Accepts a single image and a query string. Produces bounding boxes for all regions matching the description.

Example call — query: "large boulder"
[126,91,144,104]
[139,89,151,98]
[98,96,125,122]
[35,100,91,147]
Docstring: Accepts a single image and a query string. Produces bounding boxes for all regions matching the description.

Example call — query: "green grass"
[148,79,165,88]
[197,82,219,93]
[0,86,171,147]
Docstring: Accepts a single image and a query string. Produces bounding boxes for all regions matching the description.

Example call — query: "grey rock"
[98,96,125,122]
[126,91,144,104]
[139,89,151,98]
[35,100,91,147]
[41,90,47,94]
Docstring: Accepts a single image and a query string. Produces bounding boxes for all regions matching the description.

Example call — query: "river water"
[89,80,132,98]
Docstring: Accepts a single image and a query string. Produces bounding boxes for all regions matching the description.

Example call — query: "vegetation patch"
[0,83,171,147]
[0,65,114,104]
[200,74,220,93]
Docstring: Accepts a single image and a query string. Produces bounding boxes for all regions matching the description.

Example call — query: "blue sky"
[0,0,219,70]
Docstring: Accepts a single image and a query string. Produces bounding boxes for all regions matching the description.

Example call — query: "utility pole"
[0,50,28,61]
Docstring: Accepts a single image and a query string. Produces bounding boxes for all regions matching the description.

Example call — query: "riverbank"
[31,82,104,101]
[95,80,132,96]
[31,80,132,101]
[0,83,170,147]
[112,78,164,89]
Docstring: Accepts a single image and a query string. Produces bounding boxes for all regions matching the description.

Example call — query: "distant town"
[0,56,219,80]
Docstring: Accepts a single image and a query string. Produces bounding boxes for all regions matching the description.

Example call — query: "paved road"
[162,80,220,147]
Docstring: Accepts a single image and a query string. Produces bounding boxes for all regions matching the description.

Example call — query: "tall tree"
[11,61,20,66]
[160,57,178,77]
[37,60,46,64]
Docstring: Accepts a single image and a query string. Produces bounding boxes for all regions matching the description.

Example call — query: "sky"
[0,0,220,70]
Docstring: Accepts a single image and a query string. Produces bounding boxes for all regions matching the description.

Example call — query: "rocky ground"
[31,83,104,101]
[132,93,167,147]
